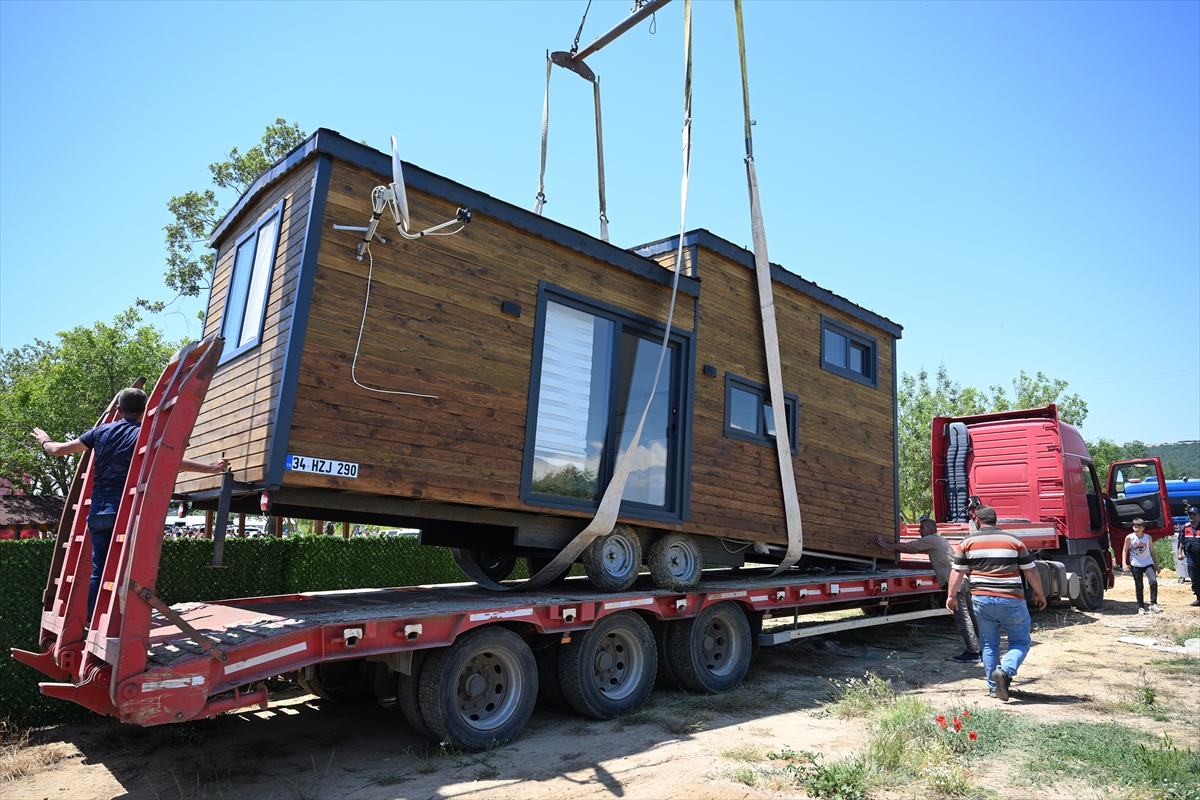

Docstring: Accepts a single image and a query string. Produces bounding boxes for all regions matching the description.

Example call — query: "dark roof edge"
[211,129,699,297]
[632,230,903,339]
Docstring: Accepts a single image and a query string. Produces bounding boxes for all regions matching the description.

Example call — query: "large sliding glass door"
[525,290,689,519]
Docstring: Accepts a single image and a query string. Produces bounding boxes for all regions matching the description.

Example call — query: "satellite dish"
[390,135,411,232]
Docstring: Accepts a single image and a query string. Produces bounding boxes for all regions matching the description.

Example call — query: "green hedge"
[0,535,520,726]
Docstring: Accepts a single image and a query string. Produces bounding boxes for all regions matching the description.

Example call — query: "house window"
[821,316,877,387]
[724,374,799,454]
[524,288,690,518]
[219,200,284,362]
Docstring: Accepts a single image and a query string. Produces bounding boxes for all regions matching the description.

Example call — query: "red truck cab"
[921,405,1171,610]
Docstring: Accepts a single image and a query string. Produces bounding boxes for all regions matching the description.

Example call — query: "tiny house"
[175,128,903,588]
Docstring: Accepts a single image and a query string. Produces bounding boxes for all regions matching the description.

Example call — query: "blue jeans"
[972,595,1032,691]
[87,512,117,620]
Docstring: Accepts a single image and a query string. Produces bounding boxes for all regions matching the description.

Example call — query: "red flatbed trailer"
[14,335,946,751]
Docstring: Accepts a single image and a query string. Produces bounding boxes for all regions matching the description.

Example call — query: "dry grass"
[0,723,73,784]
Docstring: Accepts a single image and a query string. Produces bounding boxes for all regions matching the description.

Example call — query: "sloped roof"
[0,495,64,530]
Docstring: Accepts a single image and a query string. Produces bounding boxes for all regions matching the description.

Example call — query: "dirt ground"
[4,574,1198,800]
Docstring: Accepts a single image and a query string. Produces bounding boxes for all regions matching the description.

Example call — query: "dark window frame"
[520,282,695,523]
[218,199,285,365]
[820,315,878,388]
[723,373,800,454]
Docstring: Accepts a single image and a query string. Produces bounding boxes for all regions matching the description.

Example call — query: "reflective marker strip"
[469,608,534,621]
[710,590,748,600]
[142,676,205,691]
[603,598,654,610]
[224,642,308,675]
[750,595,768,602]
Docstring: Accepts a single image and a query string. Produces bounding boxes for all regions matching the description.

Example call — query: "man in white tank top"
[1121,518,1160,614]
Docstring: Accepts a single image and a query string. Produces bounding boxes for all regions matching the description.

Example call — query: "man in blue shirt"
[32,388,227,618]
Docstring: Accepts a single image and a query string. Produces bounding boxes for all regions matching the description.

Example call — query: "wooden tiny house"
[176,128,902,580]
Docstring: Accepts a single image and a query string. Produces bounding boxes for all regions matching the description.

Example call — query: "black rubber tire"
[524,557,572,586]
[297,659,376,704]
[531,635,572,710]
[651,619,681,690]
[647,532,703,591]
[1070,555,1105,611]
[397,650,434,740]
[582,523,642,593]
[468,550,517,582]
[558,612,657,719]
[418,627,538,751]
[667,601,752,693]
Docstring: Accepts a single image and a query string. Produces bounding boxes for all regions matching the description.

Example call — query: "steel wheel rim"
[477,550,507,572]
[600,535,635,577]
[591,627,645,701]
[454,647,524,732]
[665,541,697,580]
[700,612,742,678]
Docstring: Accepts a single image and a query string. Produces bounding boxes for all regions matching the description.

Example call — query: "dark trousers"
[87,512,117,620]
[1130,565,1158,607]
[1187,551,1200,600]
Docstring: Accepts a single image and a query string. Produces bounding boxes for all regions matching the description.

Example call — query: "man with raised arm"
[32,388,228,619]
[946,505,1046,701]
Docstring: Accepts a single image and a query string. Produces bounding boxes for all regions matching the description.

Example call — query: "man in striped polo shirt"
[946,505,1047,701]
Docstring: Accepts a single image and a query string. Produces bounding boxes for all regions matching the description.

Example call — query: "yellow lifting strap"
[734,0,804,574]
[460,0,692,591]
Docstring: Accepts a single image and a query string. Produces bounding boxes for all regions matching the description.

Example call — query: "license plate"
[285,455,359,479]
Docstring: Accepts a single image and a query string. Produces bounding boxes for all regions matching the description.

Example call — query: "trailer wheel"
[297,660,376,704]
[667,601,752,693]
[558,611,657,719]
[397,650,434,740]
[647,532,702,591]
[465,550,517,582]
[1070,555,1105,611]
[418,627,538,751]
[582,524,642,592]
[651,619,681,689]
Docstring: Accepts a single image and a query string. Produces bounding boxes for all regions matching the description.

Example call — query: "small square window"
[724,374,799,454]
[219,200,284,363]
[820,316,877,388]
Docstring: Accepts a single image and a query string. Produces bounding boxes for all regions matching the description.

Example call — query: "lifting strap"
[534,51,551,215]
[456,0,692,591]
[735,0,804,575]
[594,77,610,242]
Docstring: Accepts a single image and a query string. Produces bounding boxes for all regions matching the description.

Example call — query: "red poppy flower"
[962,711,971,718]
[936,716,947,727]
[953,717,963,731]
[969,731,978,741]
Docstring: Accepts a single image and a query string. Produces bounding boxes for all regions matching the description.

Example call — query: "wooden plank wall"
[174,159,319,494]
[668,244,897,557]
[283,159,693,511]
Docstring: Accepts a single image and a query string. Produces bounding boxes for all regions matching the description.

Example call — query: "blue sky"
[1,0,1197,445]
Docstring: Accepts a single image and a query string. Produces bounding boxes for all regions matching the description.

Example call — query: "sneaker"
[992,668,1010,702]
[953,652,982,663]
[1137,607,1148,615]
[1191,600,1200,607]
[988,690,997,698]
[1150,604,1162,613]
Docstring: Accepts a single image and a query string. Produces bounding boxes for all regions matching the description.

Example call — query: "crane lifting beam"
[551,0,672,82]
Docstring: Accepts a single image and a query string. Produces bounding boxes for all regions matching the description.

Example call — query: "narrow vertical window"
[219,200,284,362]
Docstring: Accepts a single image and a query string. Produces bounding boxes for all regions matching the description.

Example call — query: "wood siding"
[175,158,319,494]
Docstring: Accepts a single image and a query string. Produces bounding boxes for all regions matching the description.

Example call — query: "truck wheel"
[418,627,538,751]
[667,601,752,693]
[558,611,657,719]
[647,533,702,591]
[1070,555,1105,611]
[582,524,642,593]
[397,650,434,740]
[532,635,571,710]
[297,660,376,704]
[651,619,681,689]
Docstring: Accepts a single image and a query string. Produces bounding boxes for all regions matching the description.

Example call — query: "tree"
[988,370,1088,427]
[142,119,307,314]
[897,365,988,521]
[0,308,177,495]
